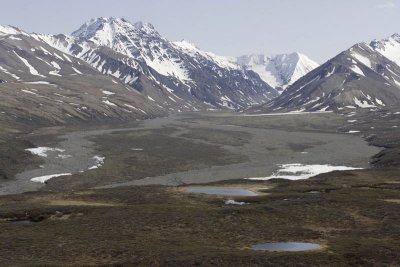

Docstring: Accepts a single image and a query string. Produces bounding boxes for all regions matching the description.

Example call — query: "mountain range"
[0,17,399,126]
[257,33,400,113]
[0,17,280,126]
[37,17,280,111]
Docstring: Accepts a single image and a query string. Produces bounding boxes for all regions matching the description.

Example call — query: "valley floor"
[0,111,399,266]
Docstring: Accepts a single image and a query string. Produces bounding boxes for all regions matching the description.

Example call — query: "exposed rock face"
[39,17,278,112]
[254,43,400,113]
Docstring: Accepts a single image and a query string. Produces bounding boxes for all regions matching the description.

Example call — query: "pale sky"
[0,0,399,63]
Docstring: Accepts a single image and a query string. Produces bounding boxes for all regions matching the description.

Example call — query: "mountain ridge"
[38,17,278,111]
[0,26,165,126]
[253,40,400,113]
[370,33,400,67]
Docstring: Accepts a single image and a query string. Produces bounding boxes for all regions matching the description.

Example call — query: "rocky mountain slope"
[0,25,165,127]
[37,17,278,111]
[255,40,400,113]
[370,33,400,66]
[236,52,319,91]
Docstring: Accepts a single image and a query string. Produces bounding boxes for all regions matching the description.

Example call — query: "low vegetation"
[0,111,399,266]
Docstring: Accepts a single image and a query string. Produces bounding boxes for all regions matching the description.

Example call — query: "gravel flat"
[0,112,381,195]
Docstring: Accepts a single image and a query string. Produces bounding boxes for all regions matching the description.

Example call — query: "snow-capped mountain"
[39,17,278,111]
[0,25,164,126]
[254,42,400,113]
[236,52,319,91]
[370,33,400,67]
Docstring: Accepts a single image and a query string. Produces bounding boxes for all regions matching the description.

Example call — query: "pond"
[185,187,257,196]
[10,219,35,225]
[251,242,322,251]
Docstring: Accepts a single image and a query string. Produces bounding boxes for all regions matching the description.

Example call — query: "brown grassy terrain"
[0,110,399,266]
[0,168,399,266]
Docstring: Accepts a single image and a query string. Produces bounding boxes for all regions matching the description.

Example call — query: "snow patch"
[49,70,62,76]
[88,155,105,170]
[25,147,65,157]
[0,66,20,80]
[353,97,376,108]
[247,163,362,181]
[50,61,61,69]
[102,99,117,106]
[13,51,46,77]
[350,65,365,77]
[243,111,332,117]
[31,173,72,183]
[57,154,72,159]
[102,90,115,95]
[224,200,249,205]
[351,53,372,68]
[21,89,39,95]
[72,67,82,74]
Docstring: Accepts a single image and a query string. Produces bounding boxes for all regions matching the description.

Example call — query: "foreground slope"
[0,111,399,266]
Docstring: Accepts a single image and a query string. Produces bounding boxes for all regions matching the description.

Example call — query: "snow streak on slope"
[13,51,45,77]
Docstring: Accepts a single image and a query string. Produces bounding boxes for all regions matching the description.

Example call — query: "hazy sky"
[1,0,399,63]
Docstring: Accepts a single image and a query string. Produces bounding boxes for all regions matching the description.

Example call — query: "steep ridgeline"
[38,17,278,111]
[371,33,400,66]
[256,42,400,113]
[236,53,319,92]
[0,25,164,127]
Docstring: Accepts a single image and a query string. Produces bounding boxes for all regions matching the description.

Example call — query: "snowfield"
[247,163,362,180]
[31,173,72,183]
[243,111,332,117]
[25,147,65,157]
[88,155,105,170]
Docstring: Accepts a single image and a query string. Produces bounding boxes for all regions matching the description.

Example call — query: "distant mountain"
[38,17,278,111]
[236,52,319,91]
[254,42,400,113]
[0,25,165,126]
[370,33,400,67]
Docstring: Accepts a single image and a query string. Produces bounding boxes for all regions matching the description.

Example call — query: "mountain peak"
[133,21,155,31]
[0,25,27,36]
[173,39,199,51]
[369,33,400,67]
[391,33,400,41]
[370,33,400,49]
[236,52,319,90]
[237,54,267,65]
[71,17,159,46]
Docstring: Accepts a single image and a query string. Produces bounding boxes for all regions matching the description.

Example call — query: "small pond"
[185,187,257,196]
[252,242,322,251]
[10,219,35,225]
